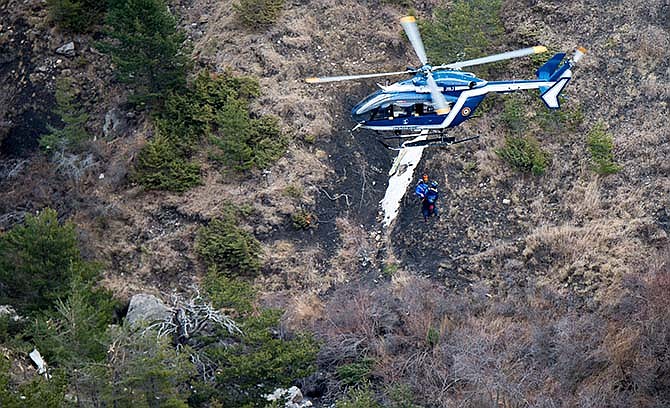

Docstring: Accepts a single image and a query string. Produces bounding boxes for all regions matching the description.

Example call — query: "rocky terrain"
[1,0,670,405]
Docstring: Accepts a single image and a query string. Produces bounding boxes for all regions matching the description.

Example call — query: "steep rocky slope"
[1,0,669,404]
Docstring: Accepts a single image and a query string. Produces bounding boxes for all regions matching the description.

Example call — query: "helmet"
[422,174,429,182]
[430,181,438,188]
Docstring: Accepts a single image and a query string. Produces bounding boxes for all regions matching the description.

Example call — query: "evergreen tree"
[103,0,188,106]
[39,78,91,153]
[47,0,106,32]
[31,277,118,369]
[0,209,96,314]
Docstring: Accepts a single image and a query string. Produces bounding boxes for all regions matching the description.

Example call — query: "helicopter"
[306,16,586,149]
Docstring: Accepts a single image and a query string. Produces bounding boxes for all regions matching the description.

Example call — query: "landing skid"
[380,134,479,150]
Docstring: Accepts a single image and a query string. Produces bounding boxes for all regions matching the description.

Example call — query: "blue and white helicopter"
[306,16,586,149]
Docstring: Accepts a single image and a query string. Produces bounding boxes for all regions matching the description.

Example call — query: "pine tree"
[0,209,96,314]
[103,0,188,106]
[47,0,106,32]
[39,78,91,153]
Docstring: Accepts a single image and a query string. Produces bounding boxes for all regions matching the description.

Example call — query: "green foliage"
[587,122,621,175]
[31,277,118,368]
[426,326,440,348]
[283,184,303,200]
[291,209,313,230]
[93,326,195,407]
[47,0,106,32]
[496,136,551,176]
[233,0,285,29]
[386,384,423,408]
[337,358,375,386]
[202,267,255,315]
[0,209,97,314]
[133,133,202,192]
[133,72,285,191]
[210,101,286,171]
[206,308,319,407]
[155,72,261,154]
[501,96,527,135]
[102,0,188,106]
[382,263,399,278]
[535,97,584,132]
[0,360,70,408]
[420,0,503,64]
[196,206,262,277]
[40,78,91,153]
[335,383,381,408]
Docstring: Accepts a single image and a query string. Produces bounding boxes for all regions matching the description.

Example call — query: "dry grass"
[329,217,378,281]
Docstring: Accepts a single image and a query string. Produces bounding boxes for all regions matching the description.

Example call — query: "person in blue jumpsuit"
[422,181,439,221]
[415,173,429,200]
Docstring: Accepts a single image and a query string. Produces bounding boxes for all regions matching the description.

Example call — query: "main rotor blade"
[426,72,450,115]
[436,46,548,70]
[305,70,415,84]
[400,16,428,66]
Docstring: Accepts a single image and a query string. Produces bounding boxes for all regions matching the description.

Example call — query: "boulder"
[103,108,129,138]
[126,294,172,327]
[55,42,75,57]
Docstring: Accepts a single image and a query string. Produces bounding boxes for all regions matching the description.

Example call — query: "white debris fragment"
[29,348,50,378]
[380,136,427,227]
[265,386,312,408]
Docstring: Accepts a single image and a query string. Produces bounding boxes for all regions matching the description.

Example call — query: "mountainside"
[1,0,669,405]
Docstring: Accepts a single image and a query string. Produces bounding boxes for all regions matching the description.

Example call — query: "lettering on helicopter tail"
[461,107,471,116]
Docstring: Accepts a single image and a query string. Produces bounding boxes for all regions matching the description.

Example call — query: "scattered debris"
[55,42,75,57]
[265,386,313,408]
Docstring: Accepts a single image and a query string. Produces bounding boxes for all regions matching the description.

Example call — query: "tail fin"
[536,47,586,109]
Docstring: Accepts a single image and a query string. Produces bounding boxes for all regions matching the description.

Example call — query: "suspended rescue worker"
[414,173,429,200]
[422,181,439,221]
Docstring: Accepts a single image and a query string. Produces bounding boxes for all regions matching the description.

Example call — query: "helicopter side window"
[413,104,424,116]
[392,104,409,118]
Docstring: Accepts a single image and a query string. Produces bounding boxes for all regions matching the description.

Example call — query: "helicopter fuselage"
[351,68,569,133]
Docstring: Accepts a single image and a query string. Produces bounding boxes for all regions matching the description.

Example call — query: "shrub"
[420,0,503,64]
[202,267,255,315]
[31,277,118,368]
[496,136,551,175]
[291,209,314,230]
[426,326,440,348]
[535,97,584,132]
[587,122,621,175]
[0,209,97,314]
[205,309,319,407]
[0,360,69,408]
[337,358,375,386]
[133,133,202,192]
[196,206,262,277]
[335,383,381,408]
[134,72,286,191]
[209,100,286,171]
[233,0,285,29]
[501,96,527,135]
[39,78,91,153]
[47,0,106,32]
[102,0,188,106]
[94,325,195,406]
[386,384,422,408]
